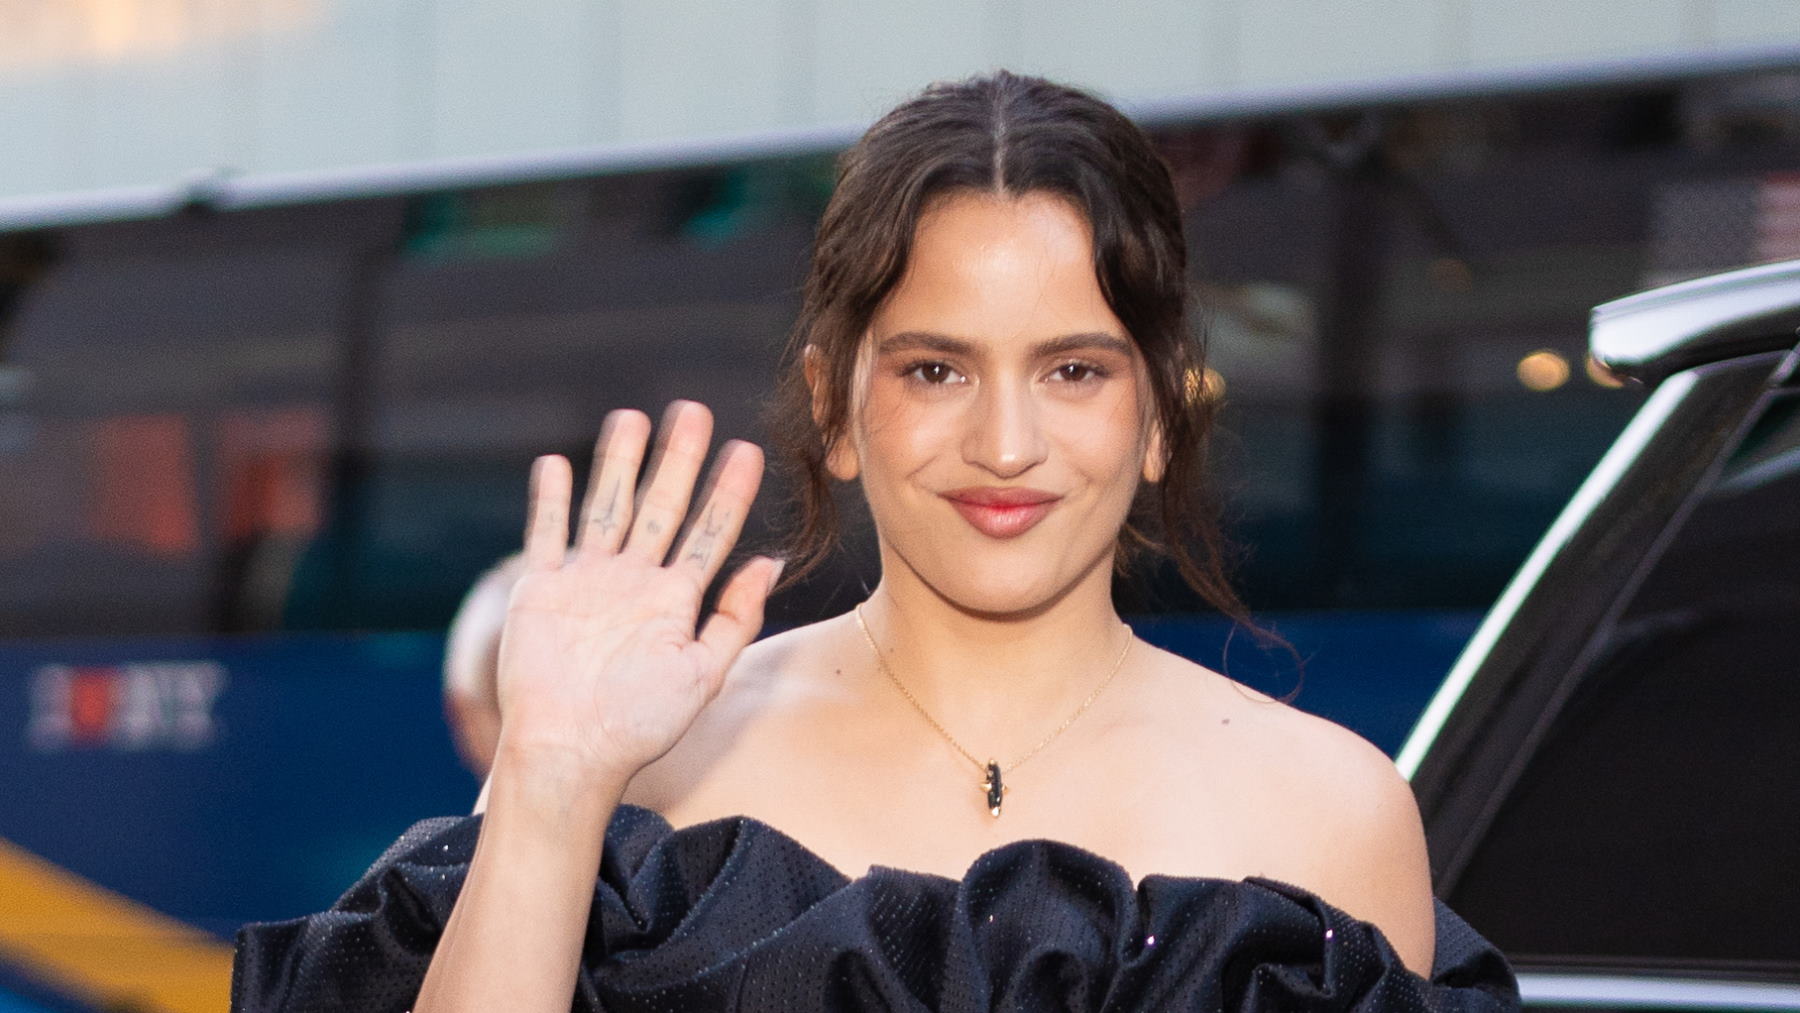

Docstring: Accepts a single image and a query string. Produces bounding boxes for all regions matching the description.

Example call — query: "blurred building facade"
[3,9,1800,1009]
[1,0,1799,207]
[3,1,1800,638]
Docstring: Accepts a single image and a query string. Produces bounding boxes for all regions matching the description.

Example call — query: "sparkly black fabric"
[233,804,1520,1011]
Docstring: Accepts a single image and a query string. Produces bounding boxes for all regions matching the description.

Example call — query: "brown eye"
[1052,362,1105,383]
[905,361,962,385]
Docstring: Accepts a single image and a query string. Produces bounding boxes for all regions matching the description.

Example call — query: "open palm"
[494,401,779,782]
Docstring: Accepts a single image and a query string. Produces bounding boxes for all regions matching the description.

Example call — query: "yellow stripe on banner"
[0,836,233,1013]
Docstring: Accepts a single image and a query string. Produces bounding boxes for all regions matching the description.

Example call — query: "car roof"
[1592,258,1800,385]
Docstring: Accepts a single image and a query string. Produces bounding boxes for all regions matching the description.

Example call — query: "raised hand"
[493,400,780,785]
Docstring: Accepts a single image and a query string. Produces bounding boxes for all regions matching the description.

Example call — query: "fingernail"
[766,558,787,593]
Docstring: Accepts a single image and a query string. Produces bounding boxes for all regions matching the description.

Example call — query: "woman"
[234,72,1519,1011]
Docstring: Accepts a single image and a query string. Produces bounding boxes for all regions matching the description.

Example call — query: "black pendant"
[983,761,1004,817]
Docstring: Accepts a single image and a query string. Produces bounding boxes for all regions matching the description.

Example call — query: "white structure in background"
[1,0,1799,215]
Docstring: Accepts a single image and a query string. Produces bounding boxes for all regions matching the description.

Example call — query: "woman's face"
[831,189,1161,615]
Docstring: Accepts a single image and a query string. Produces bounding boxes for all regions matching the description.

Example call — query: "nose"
[961,376,1048,478]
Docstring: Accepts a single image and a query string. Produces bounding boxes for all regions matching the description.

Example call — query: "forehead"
[869,190,1128,351]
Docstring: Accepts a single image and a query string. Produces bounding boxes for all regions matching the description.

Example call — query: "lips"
[941,487,1062,539]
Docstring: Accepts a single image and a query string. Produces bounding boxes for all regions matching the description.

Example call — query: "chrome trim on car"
[1592,260,1800,383]
[1394,369,1700,779]
[1519,971,1800,1009]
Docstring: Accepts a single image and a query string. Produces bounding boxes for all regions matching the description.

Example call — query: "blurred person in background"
[233,72,1520,1012]
[441,554,522,778]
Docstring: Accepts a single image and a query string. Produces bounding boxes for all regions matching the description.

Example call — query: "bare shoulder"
[1134,645,1439,975]
[622,618,855,810]
[716,618,863,716]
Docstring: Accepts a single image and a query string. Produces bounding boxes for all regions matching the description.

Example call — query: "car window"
[1448,382,1800,971]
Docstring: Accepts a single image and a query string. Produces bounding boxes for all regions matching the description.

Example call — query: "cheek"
[1060,392,1150,483]
[857,380,954,475]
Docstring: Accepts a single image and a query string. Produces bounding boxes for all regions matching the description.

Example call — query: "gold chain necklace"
[853,604,1133,817]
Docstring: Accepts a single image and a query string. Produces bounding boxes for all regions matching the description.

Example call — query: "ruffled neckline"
[609,801,1269,895]
[234,803,1524,1011]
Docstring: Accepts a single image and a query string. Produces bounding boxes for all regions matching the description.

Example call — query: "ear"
[1141,414,1167,484]
[803,344,860,481]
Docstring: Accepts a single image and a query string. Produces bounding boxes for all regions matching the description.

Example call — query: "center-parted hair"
[767,70,1255,630]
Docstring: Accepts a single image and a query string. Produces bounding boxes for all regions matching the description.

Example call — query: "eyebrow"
[875,331,1135,359]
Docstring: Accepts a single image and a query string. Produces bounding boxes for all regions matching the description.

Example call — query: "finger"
[671,440,765,583]
[695,556,783,680]
[576,409,652,553]
[623,400,713,562]
[522,455,573,571]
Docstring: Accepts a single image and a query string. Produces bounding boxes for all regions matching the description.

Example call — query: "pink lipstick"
[941,487,1062,539]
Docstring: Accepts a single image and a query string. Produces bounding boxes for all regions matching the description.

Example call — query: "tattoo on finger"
[684,507,727,566]
[589,478,623,536]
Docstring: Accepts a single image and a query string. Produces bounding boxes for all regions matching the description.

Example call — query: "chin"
[913,553,1087,619]
[937,586,1050,618]
[873,506,1120,618]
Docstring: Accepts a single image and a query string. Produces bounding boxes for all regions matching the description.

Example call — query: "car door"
[1400,261,1800,1010]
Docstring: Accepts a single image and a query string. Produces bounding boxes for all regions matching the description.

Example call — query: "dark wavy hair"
[766,70,1258,634]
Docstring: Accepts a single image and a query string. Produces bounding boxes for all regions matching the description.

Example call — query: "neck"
[854,548,1131,743]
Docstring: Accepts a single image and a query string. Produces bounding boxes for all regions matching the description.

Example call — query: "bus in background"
[3,70,1798,1011]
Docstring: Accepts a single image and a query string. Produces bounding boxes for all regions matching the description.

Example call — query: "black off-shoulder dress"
[233,803,1521,1011]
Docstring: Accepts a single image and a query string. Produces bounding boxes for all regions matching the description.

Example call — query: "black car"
[1398,259,1800,1010]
